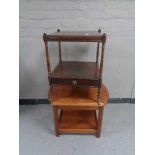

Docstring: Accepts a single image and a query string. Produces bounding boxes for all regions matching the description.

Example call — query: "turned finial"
[43,33,48,43]
[98,29,101,33]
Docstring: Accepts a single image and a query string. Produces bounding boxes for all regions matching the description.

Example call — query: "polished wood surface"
[50,61,101,87]
[43,31,106,42]
[51,61,100,79]
[43,29,106,89]
[49,84,109,107]
[59,110,97,134]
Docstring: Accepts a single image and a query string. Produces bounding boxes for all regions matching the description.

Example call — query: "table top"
[48,84,109,106]
[43,30,106,42]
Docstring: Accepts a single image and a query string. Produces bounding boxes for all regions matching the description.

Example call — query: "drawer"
[50,78,101,87]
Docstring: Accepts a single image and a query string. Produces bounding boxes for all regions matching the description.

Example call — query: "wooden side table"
[48,84,109,137]
[43,29,108,137]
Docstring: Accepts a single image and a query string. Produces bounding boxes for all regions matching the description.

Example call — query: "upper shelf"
[43,30,106,42]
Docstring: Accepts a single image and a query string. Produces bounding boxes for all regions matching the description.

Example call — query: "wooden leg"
[59,110,63,122]
[53,106,59,137]
[97,88,100,105]
[96,107,104,138]
[93,110,97,124]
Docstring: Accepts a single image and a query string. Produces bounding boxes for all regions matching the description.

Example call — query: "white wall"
[19,0,135,99]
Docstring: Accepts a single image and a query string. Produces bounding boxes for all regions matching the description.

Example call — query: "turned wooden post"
[96,29,101,63]
[99,33,106,78]
[43,33,52,86]
[97,33,106,104]
[57,29,62,62]
[96,107,104,137]
[53,106,59,137]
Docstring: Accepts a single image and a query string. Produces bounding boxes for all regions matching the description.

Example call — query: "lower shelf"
[59,110,97,134]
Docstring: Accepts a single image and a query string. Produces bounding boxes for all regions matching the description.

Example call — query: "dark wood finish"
[43,30,106,90]
[96,29,101,63]
[59,110,63,122]
[57,29,62,62]
[96,42,100,63]
[58,42,62,62]
[43,34,52,85]
[93,110,98,124]
[44,31,106,42]
[50,61,101,87]
[99,42,105,77]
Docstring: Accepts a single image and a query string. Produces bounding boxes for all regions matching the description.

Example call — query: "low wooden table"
[48,84,109,137]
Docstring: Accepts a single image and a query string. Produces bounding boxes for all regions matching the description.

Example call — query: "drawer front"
[50,78,101,87]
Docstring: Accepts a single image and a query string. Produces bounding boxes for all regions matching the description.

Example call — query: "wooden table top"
[43,31,106,42]
[48,84,109,107]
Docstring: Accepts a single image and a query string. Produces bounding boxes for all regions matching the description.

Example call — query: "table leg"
[96,107,104,138]
[53,106,59,137]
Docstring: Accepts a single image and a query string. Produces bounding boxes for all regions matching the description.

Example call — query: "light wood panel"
[59,110,97,134]
[48,84,109,107]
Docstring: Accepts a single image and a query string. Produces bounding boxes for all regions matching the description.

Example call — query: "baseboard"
[109,98,135,104]
[19,98,135,105]
[19,99,49,105]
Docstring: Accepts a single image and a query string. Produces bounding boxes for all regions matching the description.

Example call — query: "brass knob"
[72,80,77,85]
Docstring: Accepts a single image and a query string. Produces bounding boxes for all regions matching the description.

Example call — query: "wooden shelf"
[44,31,105,42]
[49,84,109,108]
[59,110,97,134]
[50,61,101,87]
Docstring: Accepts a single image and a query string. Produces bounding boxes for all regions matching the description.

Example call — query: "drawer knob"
[72,80,77,85]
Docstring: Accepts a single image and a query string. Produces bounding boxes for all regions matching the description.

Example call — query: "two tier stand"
[43,29,109,137]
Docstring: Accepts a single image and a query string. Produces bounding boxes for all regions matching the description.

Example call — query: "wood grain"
[96,107,104,137]
[49,84,109,107]
[53,106,59,137]
[45,31,106,42]
[59,110,97,134]
[50,61,101,87]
